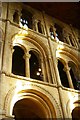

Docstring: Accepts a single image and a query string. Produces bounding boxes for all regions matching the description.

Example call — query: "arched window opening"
[20,9,33,29]
[68,62,80,90]
[29,51,43,81]
[12,46,26,77]
[37,21,43,34]
[50,26,55,39]
[54,23,63,42]
[13,11,19,24]
[58,60,70,88]
[72,107,80,120]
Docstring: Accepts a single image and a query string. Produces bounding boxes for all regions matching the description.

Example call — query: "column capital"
[23,53,31,59]
[63,64,71,72]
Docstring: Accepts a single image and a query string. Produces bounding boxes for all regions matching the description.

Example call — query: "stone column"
[64,64,74,89]
[23,53,31,78]
[40,57,47,82]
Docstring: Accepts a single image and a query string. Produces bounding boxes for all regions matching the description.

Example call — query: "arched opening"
[58,60,70,88]
[54,23,63,42]
[37,21,43,34]
[12,98,47,120]
[13,11,19,24]
[29,51,43,81]
[68,62,80,90]
[12,46,26,77]
[20,9,33,29]
[50,26,55,39]
[72,106,80,120]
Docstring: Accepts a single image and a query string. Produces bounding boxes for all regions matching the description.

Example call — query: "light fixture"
[38,68,41,71]
[36,72,40,76]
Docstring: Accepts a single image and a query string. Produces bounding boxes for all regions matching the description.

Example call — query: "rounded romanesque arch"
[11,31,53,83]
[4,84,62,119]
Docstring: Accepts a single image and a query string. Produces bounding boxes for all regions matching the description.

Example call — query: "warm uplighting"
[10,80,32,115]
[68,93,79,113]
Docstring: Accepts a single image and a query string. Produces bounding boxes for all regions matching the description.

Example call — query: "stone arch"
[4,85,62,118]
[11,32,51,82]
[58,49,80,67]
[57,57,66,66]
[68,61,80,90]
[57,58,70,88]
[66,95,80,118]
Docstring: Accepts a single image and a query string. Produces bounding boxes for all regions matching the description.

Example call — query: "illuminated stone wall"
[0,2,80,119]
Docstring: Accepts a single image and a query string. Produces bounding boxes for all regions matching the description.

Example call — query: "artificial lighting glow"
[10,80,32,115]
[20,19,22,22]
[37,72,40,76]
[38,68,41,71]
[18,29,28,36]
[67,93,79,114]
[56,51,61,58]
[55,37,59,42]
[57,44,64,50]
[23,20,25,23]
[24,24,28,29]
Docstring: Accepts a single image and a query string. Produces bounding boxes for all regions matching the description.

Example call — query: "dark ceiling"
[26,2,80,30]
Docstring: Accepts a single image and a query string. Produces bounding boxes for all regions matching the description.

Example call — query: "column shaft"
[64,65,74,89]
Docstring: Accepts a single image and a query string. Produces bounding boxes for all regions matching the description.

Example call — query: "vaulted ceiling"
[26,2,80,30]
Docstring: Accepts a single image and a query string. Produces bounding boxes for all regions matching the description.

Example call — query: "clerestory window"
[54,23,63,42]
[20,9,33,29]
[13,11,19,24]
[50,26,55,39]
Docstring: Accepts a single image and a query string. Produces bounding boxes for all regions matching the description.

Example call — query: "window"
[13,11,19,24]
[50,26,55,39]
[12,46,26,77]
[37,21,44,34]
[68,62,80,90]
[58,60,70,88]
[20,9,33,29]
[29,51,43,81]
[54,23,63,42]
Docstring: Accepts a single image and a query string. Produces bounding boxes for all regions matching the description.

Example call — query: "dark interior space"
[58,60,70,88]
[29,51,43,81]
[13,98,45,120]
[12,46,26,77]
[54,23,63,42]
[21,9,33,29]
[72,106,80,119]
[26,2,80,30]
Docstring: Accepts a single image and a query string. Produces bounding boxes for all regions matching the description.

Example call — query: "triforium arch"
[57,57,70,88]
[11,32,52,83]
[56,48,80,90]
[68,61,80,90]
[4,87,62,119]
